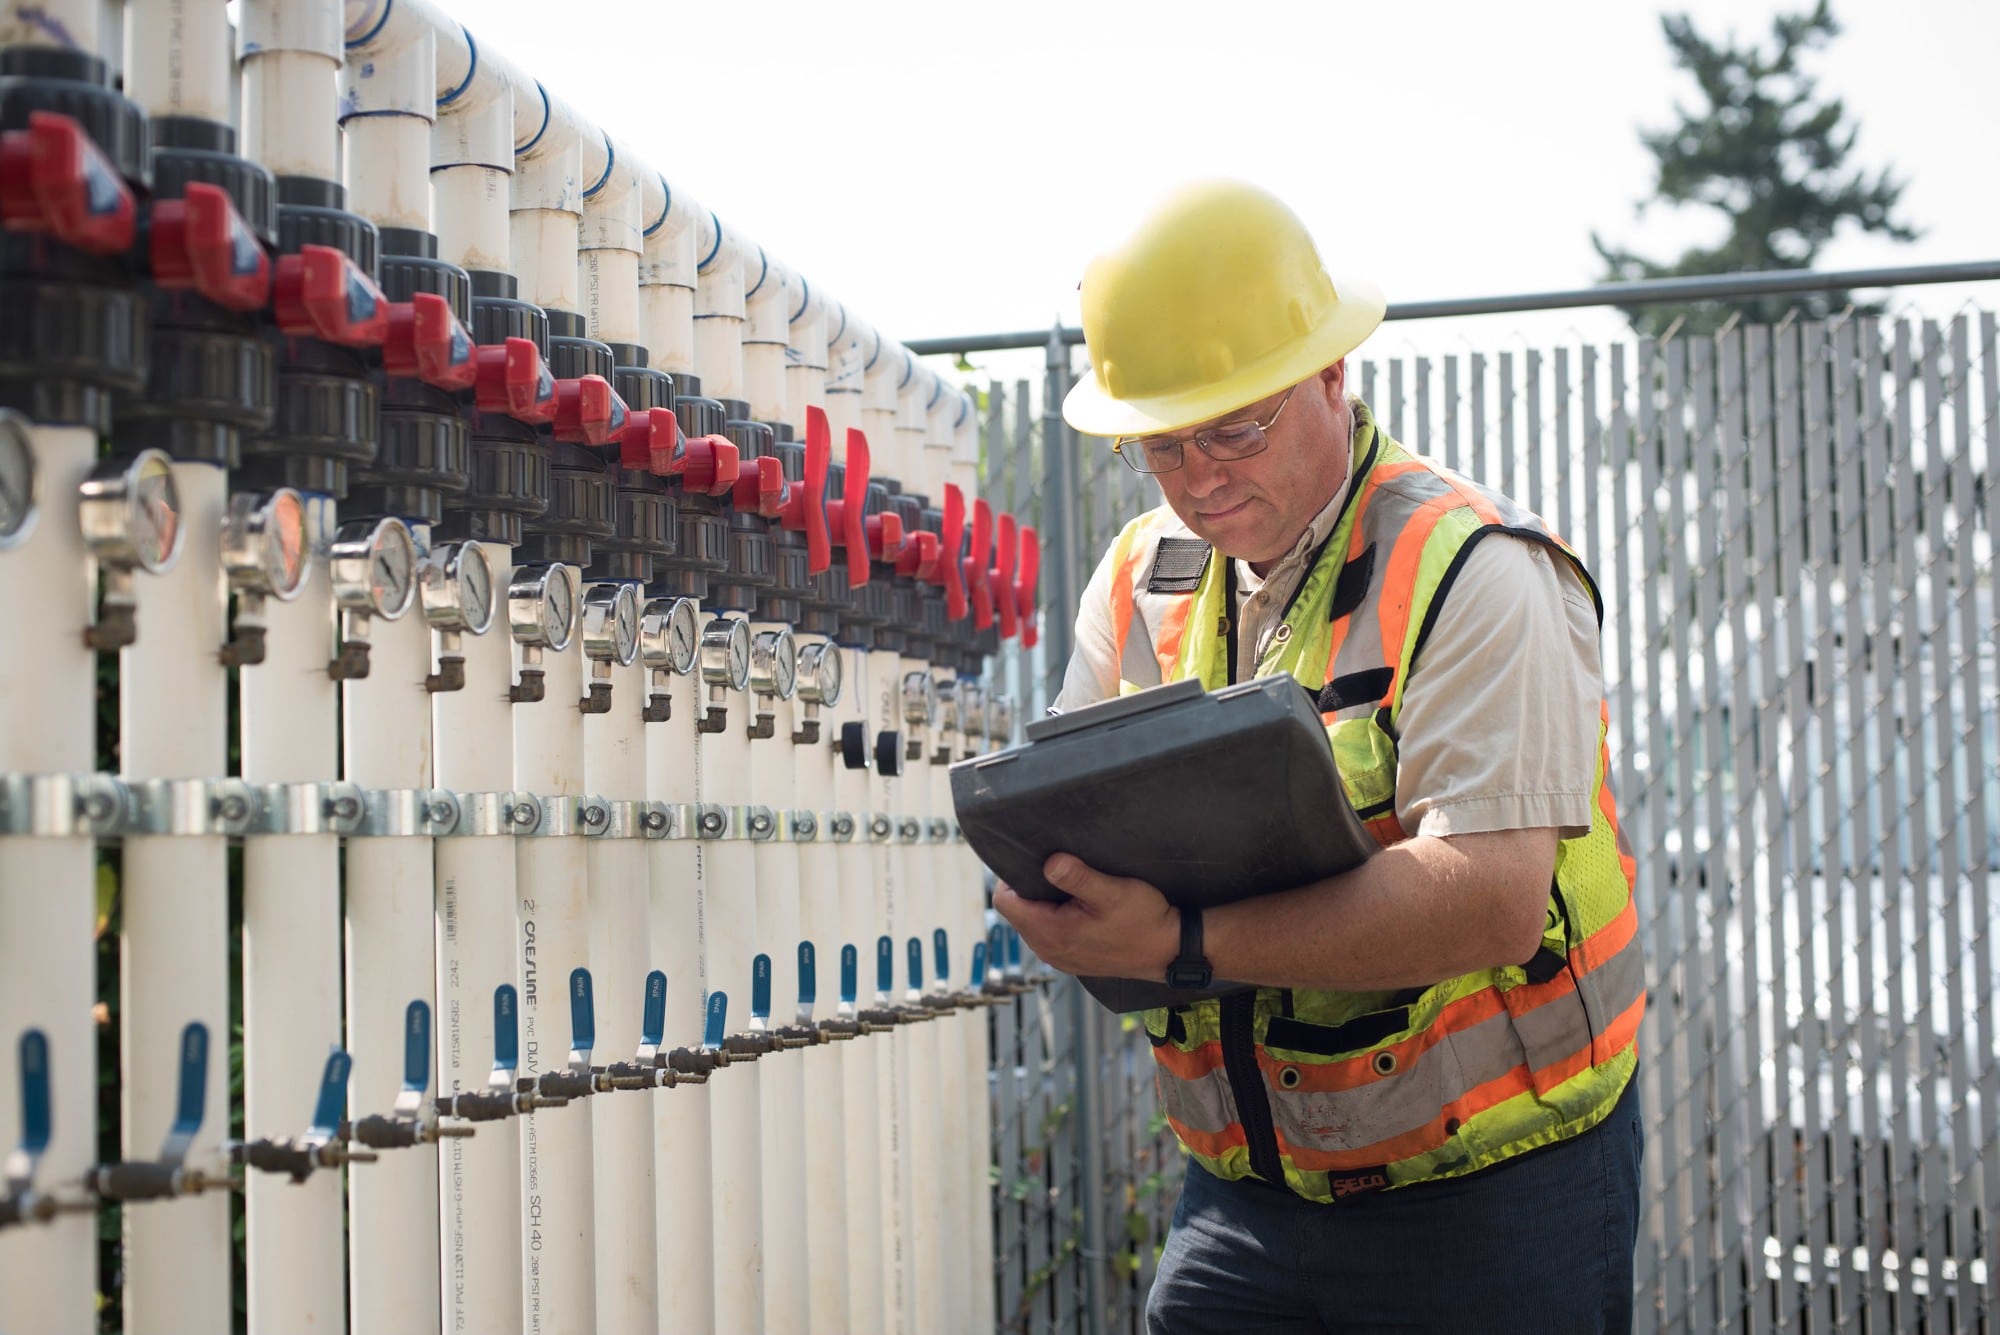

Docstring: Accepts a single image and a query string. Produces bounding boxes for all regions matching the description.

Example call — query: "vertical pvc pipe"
[748,665,807,1335]
[123,0,230,123]
[823,303,864,441]
[693,217,746,405]
[238,0,343,183]
[0,423,98,1335]
[119,461,231,1335]
[343,596,444,1335]
[240,542,346,1335]
[893,351,927,503]
[509,124,597,1334]
[859,325,902,488]
[339,20,435,232]
[637,178,700,379]
[784,272,828,431]
[644,660,714,1334]
[431,72,514,275]
[741,249,787,425]
[867,640,915,1332]
[433,547,524,1335]
[829,638,885,1333]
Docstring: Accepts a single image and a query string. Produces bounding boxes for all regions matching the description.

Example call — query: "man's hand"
[992,854,1180,981]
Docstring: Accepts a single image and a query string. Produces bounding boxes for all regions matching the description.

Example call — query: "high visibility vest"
[1102,404,1644,1202]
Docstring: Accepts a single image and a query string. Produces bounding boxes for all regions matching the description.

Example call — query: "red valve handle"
[965,498,994,630]
[473,337,558,424]
[552,375,628,446]
[731,454,786,518]
[681,435,741,496]
[778,405,833,575]
[383,292,477,390]
[619,406,678,472]
[148,182,269,312]
[867,509,904,565]
[1016,525,1041,649]
[273,243,389,347]
[992,511,1019,641]
[826,428,872,589]
[0,111,136,255]
[937,483,968,620]
[895,530,939,579]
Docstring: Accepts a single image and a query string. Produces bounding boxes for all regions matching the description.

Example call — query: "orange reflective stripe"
[1364,813,1406,847]
[1318,461,1420,677]
[1154,596,1193,680]
[1373,503,1449,678]
[1266,988,1510,1095]
[1150,1038,1225,1082]
[1169,1117,1244,1160]
[1107,544,1140,667]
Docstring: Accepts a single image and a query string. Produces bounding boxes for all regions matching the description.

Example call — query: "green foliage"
[1593,0,1918,337]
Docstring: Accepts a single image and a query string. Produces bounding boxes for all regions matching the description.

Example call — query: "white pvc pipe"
[923,370,956,508]
[741,249,788,425]
[645,659,715,1335]
[433,546,524,1335]
[693,216,746,405]
[866,642,915,1332]
[239,0,343,182]
[925,680,974,1335]
[430,67,513,273]
[0,424,99,1335]
[894,353,928,501]
[899,652,947,1335]
[513,591,597,1335]
[342,599,443,1335]
[123,0,231,124]
[510,123,583,316]
[0,0,97,51]
[747,643,807,1335]
[579,152,643,349]
[698,612,766,1335]
[784,271,827,431]
[858,323,903,488]
[823,302,865,441]
[241,556,346,1335]
[829,642,885,1333]
[790,635,849,1332]
[120,461,231,1335]
[584,654,657,1335]
[638,176,701,379]
[339,18,436,232]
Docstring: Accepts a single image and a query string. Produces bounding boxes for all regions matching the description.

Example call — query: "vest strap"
[1147,537,1212,593]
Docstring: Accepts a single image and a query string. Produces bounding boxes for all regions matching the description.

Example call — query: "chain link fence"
[969,303,1999,1334]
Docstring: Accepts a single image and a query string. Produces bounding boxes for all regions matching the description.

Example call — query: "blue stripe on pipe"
[697,210,724,272]
[583,131,614,198]
[437,25,478,108]
[789,274,812,325]
[346,0,394,50]
[906,936,924,992]
[742,245,770,300]
[517,80,552,155]
[643,173,671,236]
[970,942,988,989]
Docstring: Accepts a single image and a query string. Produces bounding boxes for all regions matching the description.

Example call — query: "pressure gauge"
[581,583,642,666]
[749,627,797,700]
[699,617,752,692]
[419,540,497,636]
[221,488,311,600]
[0,409,36,550]
[959,682,986,739]
[507,563,579,653]
[639,596,700,675]
[795,641,843,707]
[79,447,184,573]
[934,676,962,735]
[328,517,419,620]
[901,669,938,729]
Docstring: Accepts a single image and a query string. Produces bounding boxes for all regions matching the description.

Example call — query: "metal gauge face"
[935,677,962,734]
[581,583,642,666]
[640,596,700,675]
[959,682,985,737]
[543,565,577,651]
[700,617,752,692]
[795,641,843,707]
[420,541,497,635]
[330,518,418,619]
[223,488,311,600]
[80,448,185,573]
[750,627,798,700]
[901,670,938,728]
[0,410,36,550]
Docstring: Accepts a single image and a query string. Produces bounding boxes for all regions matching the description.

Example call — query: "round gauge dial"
[125,451,183,573]
[641,597,701,675]
[901,670,938,728]
[750,627,798,700]
[457,543,495,635]
[700,618,752,691]
[368,520,419,619]
[0,410,37,550]
[260,489,310,599]
[796,641,843,707]
[613,586,640,663]
[581,583,642,666]
[542,565,577,653]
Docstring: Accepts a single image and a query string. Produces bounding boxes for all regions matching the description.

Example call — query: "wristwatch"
[1165,904,1213,990]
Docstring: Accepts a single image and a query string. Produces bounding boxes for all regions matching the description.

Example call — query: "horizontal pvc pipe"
[120,462,231,1335]
[123,0,231,124]
[240,0,343,181]
[342,606,443,1335]
[240,566,346,1335]
[0,423,99,1335]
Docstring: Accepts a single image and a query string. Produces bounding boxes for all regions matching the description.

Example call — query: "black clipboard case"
[950,676,1376,1012]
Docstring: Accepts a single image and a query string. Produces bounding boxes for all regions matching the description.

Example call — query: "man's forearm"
[1202,828,1559,992]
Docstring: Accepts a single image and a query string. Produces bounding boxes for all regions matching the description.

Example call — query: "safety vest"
[1103,403,1644,1202]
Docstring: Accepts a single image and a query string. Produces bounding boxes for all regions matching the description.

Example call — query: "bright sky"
[466,0,1998,374]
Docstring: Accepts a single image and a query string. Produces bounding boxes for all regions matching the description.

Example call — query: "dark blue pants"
[1146,1077,1643,1334]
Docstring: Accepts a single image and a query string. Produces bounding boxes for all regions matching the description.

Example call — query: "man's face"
[1150,361,1352,567]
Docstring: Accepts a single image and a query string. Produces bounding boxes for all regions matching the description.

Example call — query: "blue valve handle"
[1006,926,1024,971]
[491,986,520,1075]
[797,943,817,1009]
[750,954,772,1022]
[568,969,595,1059]
[159,1022,209,1165]
[970,942,989,990]
[702,992,728,1051]
[875,936,895,999]
[640,971,668,1050]
[8,1030,51,1189]
[906,936,925,994]
[933,928,951,986]
[306,1051,354,1144]
[402,1002,431,1094]
[840,945,859,1007]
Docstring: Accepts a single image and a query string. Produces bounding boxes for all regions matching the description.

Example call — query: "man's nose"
[1178,442,1231,497]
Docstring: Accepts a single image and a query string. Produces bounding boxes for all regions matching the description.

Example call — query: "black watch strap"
[1165,904,1213,990]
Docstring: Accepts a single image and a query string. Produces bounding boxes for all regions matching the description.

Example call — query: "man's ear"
[1321,358,1347,396]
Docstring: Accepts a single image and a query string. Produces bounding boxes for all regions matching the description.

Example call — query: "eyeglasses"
[1111,386,1297,475]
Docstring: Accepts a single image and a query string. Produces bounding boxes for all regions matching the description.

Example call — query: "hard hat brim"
[1061,275,1386,439]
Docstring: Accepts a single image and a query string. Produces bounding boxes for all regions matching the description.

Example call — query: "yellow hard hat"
[1062,180,1385,439]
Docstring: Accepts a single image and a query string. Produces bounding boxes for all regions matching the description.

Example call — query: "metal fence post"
[1040,325,1082,708]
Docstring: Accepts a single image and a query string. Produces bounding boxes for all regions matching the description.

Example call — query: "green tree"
[1593,1,1918,337]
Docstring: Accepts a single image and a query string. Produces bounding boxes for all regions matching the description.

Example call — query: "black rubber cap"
[874,729,904,777]
[377,244,472,325]
[615,364,673,413]
[0,251,148,429]
[149,118,277,247]
[724,516,774,588]
[276,177,377,274]
[238,337,378,496]
[442,412,551,547]
[548,330,614,382]
[672,506,731,574]
[839,721,870,770]
[674,392,726,440]
[112,309,275,467]
[349,383,471,524]
[723,418,772,462]
[469,272,550,357]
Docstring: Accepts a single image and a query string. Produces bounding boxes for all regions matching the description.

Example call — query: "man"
[993,181,1646,1334]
